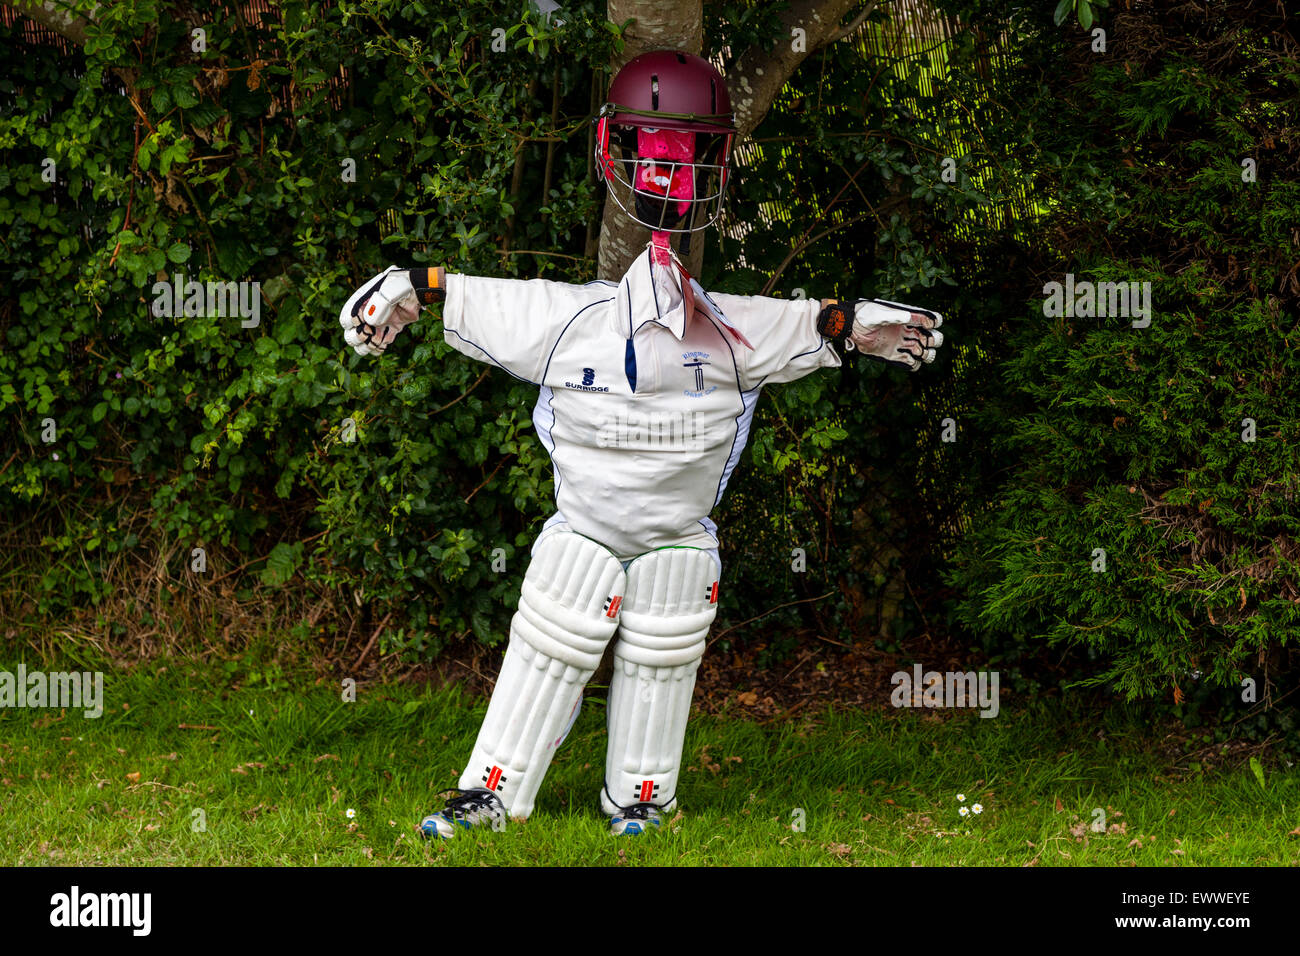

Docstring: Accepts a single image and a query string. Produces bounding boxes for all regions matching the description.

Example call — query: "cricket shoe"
[609,803,664,836]
[420,788,506,840]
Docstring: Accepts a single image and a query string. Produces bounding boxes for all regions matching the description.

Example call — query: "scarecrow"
[338,50,944,836]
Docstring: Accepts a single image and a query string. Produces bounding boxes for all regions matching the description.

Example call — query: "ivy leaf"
[186,103,223,127]
[173,85,199,110]
[261,541,304,588]
[1053,0,1073,27]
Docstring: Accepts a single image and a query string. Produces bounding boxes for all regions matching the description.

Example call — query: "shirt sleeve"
[706,292,842,391]
[440,273,610,384]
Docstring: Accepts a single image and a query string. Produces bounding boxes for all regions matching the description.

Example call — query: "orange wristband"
[407,266,446,305]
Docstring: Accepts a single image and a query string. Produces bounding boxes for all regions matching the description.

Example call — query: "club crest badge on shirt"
[682,351,716,398]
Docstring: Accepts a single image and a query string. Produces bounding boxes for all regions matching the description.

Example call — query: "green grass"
[1,660,1297,866]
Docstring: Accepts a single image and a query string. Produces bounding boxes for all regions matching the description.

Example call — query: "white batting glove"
[338,266,421,357]
[846,298,944,371]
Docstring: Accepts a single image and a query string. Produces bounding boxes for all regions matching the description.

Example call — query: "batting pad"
[601,547,719,816]
[459,530,626,819]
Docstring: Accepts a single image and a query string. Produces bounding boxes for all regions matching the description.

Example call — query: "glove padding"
[338,266,421,357]
[846,298,944,371]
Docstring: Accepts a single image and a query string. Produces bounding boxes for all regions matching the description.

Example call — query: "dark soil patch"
[389,623,978,722]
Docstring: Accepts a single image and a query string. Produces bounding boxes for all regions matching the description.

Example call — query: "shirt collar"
[613,244,689,341]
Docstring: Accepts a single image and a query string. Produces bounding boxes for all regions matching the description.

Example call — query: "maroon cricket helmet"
[604,50,735,133]
[595,50,736,233]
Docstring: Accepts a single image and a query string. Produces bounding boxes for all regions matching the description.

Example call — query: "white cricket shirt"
[441,247,840,560]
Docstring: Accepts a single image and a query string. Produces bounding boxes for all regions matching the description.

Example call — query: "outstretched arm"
[814,297,945,370]
[701,286,946,391]
[339,266,612,383]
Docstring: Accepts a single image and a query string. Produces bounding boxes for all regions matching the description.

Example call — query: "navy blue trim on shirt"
[445,329,536,384]
[539,297,616,383]
[755,335,831,390]
[699,314,752,512]
[647,253,662,321]
[534,385,564,500]
[624,295,637,392]
[785,337,829,366]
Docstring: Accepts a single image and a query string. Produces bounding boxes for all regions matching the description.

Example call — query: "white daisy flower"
[972,803,984,814]
[346,808,356,819]
[959,806,970,817]
[956,794,966,802]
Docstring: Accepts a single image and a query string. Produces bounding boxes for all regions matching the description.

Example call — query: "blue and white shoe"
[609,803,663,836]
[420,788,506,840]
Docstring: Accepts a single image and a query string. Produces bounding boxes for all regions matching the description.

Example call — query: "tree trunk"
[5,0,96,45]
[597,0,704,280]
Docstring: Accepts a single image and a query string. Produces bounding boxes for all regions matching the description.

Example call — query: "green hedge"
[1,0,987,658]
[946,0,1300,709]
[9,0,1293,726]
[2,1,623,650]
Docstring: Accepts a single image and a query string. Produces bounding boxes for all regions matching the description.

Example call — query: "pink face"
[635,127,696,217]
